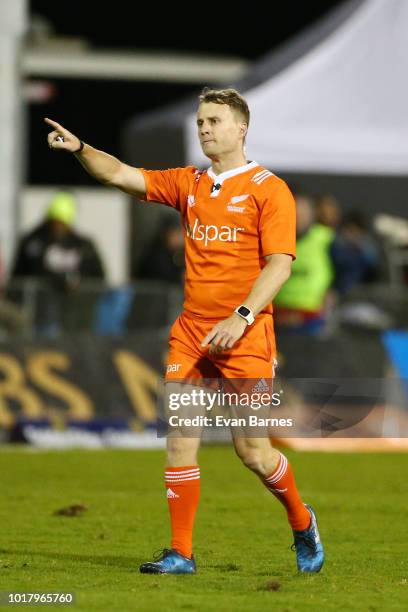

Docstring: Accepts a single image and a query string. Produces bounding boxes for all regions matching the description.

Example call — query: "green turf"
[0,447,407,611]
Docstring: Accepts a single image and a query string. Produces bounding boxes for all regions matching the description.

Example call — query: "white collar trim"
[207,160,258,184]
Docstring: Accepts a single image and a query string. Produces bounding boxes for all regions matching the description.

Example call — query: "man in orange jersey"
[45,88,324,575]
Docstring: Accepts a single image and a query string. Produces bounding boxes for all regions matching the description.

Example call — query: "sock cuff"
[165,466,200,484]
[264,453,288,485]
[165,465,199,472]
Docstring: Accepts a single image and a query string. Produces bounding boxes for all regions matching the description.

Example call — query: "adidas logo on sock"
[251,378,270,393]
[166,488,180,499]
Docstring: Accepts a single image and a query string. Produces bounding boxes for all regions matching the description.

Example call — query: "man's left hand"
[201,313,248,354]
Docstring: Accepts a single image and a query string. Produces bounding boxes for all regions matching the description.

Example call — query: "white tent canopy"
[185,0,408,175]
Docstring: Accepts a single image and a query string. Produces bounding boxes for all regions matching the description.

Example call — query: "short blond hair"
[198,87,250,126]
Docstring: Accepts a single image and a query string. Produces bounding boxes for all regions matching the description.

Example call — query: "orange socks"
[164,456,307,557]
[165,466,200,558]
[263,452,310,531]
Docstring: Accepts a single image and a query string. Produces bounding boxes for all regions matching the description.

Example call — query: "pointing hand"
[44,118,83,153]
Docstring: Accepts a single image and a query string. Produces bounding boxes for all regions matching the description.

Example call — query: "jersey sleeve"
[259,180,296,259]
[140,167,191,211]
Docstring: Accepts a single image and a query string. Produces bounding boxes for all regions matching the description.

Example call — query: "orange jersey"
[140,162,296,319]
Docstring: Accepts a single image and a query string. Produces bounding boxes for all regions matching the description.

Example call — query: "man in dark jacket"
[11,192,105,335]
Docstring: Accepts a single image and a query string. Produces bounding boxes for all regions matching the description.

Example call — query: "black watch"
[234,305,255,325]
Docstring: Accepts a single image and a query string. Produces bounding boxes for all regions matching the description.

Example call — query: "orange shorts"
[165,311,277,383]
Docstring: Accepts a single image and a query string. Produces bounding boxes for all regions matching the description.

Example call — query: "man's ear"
[240,123,248,138]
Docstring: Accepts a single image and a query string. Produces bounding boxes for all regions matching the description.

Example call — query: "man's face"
[197,102,247,159]
[48,219,71,238]
[296,196,315,236]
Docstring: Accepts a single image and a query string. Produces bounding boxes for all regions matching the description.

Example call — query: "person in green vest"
[274,192,335,334]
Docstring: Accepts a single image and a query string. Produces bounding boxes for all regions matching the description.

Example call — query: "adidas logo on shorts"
[251,378,270,393]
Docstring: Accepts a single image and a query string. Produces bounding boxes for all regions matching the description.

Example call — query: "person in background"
[137,216,184,285]
[274,193,335,334]
[10,192,105,336]
[316,194,342,230]
[330,211,380,294]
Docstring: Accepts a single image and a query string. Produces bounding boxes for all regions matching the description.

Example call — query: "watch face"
[238,306,250,317]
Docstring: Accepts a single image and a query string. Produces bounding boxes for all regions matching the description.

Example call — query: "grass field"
[0,446,407,611]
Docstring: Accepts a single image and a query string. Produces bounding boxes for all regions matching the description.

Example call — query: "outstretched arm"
[44,118,146,198]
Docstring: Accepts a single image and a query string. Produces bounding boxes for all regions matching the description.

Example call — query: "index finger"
[44,117,63,130]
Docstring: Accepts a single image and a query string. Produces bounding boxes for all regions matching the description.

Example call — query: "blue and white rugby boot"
[292,504,324,573]
[140,548,196,574]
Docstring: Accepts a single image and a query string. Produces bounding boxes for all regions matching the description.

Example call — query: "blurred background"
[0,0,407,448]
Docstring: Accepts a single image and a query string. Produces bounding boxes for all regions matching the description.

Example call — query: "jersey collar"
[207,160,259,184]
